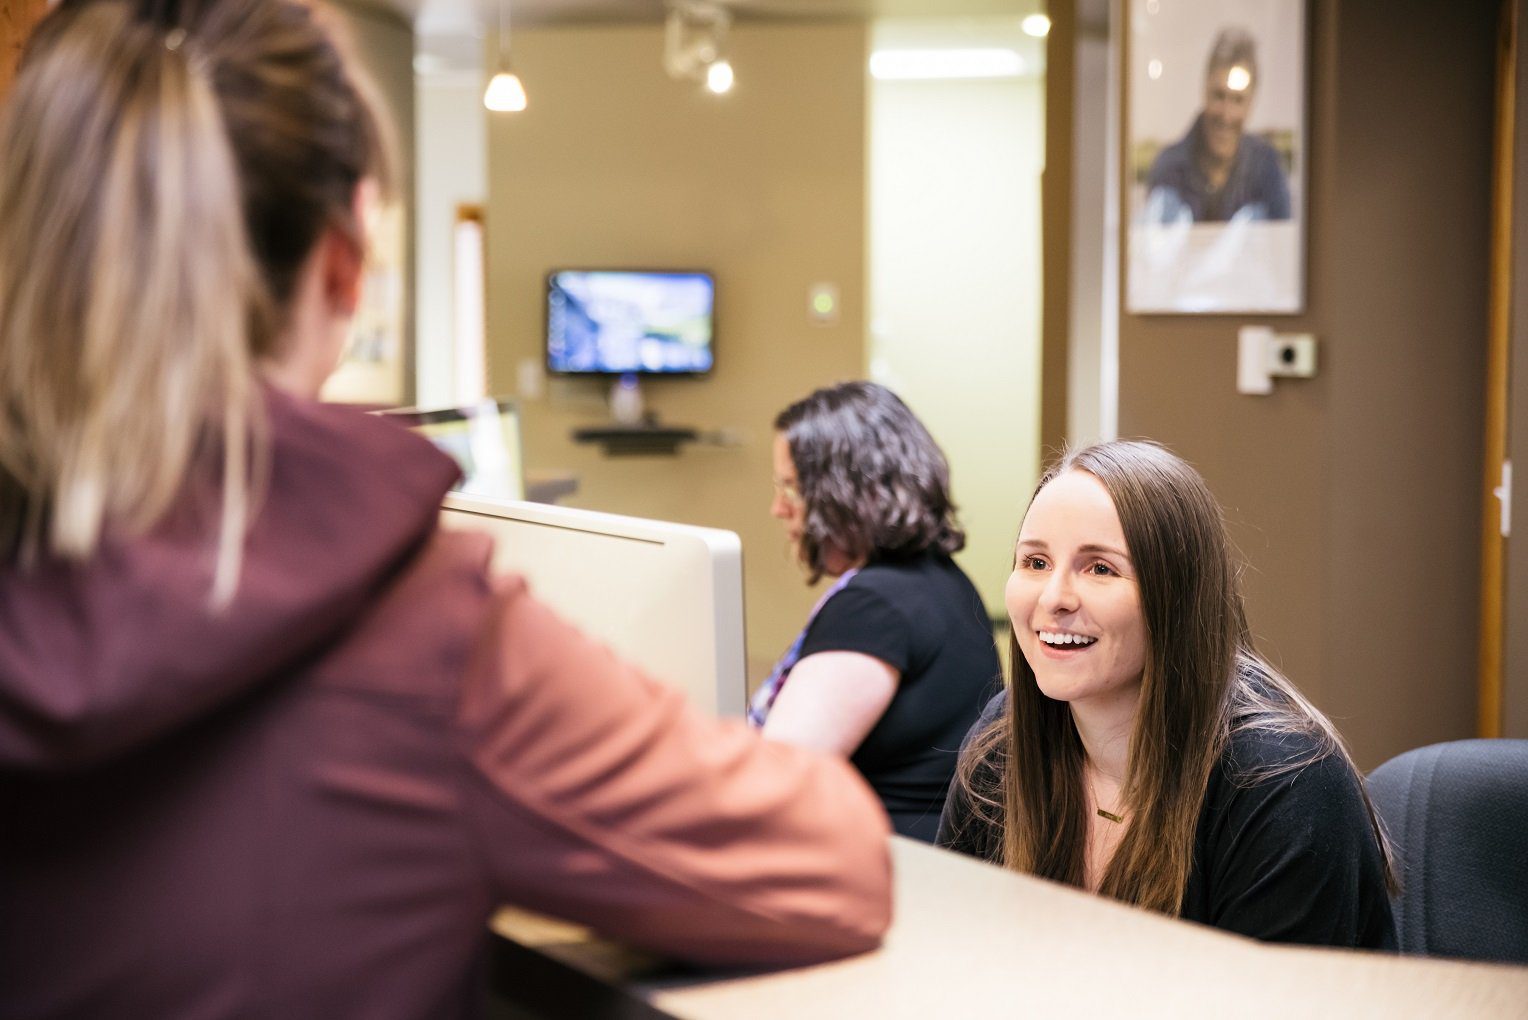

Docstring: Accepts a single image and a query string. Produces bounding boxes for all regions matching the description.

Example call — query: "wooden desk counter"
[490,837,1528,1019]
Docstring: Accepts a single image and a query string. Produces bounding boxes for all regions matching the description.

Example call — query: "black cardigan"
[937,691,1397,949]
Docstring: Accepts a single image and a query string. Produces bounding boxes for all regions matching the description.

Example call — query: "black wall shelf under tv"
[571,424,700,457]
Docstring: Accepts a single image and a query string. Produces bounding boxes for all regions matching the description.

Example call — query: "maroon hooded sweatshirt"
[0,391,892,1019]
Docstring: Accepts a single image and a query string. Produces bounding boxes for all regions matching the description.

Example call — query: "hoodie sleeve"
[455,576,894,967]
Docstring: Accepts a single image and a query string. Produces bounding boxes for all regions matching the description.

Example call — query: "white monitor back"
[440,494,747,717]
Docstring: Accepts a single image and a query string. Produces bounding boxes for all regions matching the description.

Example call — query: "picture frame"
[1126,0,1307,314]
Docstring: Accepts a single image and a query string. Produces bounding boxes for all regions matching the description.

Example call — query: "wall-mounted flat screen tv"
[546,269,715,376]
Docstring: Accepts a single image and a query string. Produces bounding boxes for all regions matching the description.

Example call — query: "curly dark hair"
[774,381,964,583]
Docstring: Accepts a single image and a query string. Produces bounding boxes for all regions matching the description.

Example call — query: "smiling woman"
[1010,471,1149,722]
[939,440,1398,949]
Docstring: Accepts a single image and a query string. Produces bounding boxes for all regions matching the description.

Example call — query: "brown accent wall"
[1116,1,1497,767]
[1,0,46,98]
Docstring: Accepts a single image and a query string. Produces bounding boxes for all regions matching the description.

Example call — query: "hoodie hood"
[0,388,460,771]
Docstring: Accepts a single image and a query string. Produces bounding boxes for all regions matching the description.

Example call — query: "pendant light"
[483,1,527,113]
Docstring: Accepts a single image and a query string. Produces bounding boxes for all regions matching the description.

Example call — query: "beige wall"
[415,73,487,408]
[486,23,869,673]
[1109,1,1496,768]
[868,62,1044,618]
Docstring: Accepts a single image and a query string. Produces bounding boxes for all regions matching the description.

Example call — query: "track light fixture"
[664,0,734,94]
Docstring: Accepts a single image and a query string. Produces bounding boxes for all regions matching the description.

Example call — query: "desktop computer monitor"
[439,494,747,718]
[378,398,524,501]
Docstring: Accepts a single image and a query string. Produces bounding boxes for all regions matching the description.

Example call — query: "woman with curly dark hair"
[750,381,1001,842]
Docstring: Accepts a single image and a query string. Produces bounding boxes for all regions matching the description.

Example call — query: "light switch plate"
[1237,325,1275,395]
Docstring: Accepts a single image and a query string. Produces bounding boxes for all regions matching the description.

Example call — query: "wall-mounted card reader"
[808,282,840,325]
[1238,326,1318,395]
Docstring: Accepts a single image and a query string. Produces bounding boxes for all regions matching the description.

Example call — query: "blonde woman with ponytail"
[0,1,890,1013]
[939,441,1396,948]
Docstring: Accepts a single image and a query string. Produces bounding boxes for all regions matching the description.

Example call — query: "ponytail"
[0,0,387,604]
[0,3,264,604]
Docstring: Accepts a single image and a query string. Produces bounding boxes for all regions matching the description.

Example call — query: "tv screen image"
[547,269,715,375]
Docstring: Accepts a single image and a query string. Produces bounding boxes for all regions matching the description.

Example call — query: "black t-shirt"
[938,691,1397,949]
[797,553,1001,842]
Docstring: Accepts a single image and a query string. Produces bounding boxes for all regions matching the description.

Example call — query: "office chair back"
[1367,739,1528,964]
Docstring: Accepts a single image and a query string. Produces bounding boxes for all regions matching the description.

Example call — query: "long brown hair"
[953,440,1395,915]
[0,0,387,603]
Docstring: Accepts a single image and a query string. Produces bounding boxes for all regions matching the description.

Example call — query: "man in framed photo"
[1144,27,1291,223]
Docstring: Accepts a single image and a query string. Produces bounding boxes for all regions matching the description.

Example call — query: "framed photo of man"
[1126,0,1306,314]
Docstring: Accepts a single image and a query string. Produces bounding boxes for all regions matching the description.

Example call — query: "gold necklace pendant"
[1096,807,1125,824]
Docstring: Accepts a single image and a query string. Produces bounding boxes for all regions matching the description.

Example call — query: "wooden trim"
[1480,0,1516,738]
[0,0,48,100]
[1039,0,1076,455]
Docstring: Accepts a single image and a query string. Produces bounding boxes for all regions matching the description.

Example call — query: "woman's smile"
[1007,470,1147,708]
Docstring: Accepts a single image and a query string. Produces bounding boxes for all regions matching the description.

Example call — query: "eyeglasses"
[771,476,803,505]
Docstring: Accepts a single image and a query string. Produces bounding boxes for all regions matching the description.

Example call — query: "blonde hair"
[0,0,386,604]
